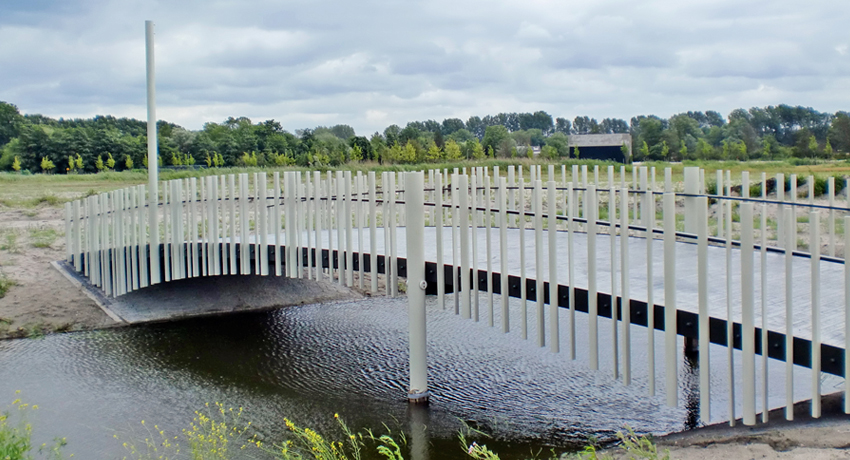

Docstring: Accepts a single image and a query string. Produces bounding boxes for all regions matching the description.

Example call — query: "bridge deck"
[284,227,846,349]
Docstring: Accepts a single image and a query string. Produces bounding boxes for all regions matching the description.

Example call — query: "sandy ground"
[654,393,850,459]
[0,205,114,337]
[1,203,849,458]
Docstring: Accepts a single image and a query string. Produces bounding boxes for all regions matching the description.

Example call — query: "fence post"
[405,171,429,404]
[683,167,699,234]
[663,191,677,407]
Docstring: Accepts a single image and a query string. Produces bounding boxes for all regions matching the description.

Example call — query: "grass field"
[2,158,849,209]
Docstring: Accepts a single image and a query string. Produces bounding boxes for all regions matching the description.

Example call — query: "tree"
[441,118,465,135]
[825,139,833,156]
[545,132,569,157]
[555,117,571,134]
[444,140,462,160]
[106,152,116,170]
[573,146,581,159]
[679,140,688,160]
[95,155,105,172]
[621,143,631,161]
[425,143,442,162]
[12,156,20,172]
[350,144,363,162]
[471,141,485,160]
[661,141,670,161]
[74,154,83,170]
[482,125,510,156]
[40,156,55,173]
[125,154,134,170]
[68,155,75,173]
[638,141,649,160]
[808,135,819,157]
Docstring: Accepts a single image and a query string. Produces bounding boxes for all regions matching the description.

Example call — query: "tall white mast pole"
[145,20,161,284]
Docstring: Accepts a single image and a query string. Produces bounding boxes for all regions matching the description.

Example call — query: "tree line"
[1,101,849,174]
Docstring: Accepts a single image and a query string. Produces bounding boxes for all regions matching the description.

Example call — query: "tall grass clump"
[0,275,15,299]
[0,391,69,460]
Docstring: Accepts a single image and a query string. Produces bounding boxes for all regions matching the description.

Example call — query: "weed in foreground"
[0,391,71,460]
[0,275,15,299]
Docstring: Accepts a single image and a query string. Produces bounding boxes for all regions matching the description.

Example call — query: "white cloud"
[0,0,848,134]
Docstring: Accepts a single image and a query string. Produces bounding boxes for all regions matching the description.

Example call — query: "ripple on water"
[0,294,708,459]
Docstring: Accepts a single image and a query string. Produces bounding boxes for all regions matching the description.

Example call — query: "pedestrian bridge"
[63,165,850,427]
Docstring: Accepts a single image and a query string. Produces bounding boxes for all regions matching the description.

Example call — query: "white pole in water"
[145,20,160,284]
[405,172,429,403]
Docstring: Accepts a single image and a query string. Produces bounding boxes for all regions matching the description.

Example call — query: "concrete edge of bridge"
[52,260,126,323]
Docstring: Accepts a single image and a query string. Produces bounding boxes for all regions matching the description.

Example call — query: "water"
[1,293,827,459]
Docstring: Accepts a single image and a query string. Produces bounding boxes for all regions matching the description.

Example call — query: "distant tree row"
[1,101,849,173]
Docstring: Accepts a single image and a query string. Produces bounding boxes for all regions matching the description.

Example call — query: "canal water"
[0,294,835,459]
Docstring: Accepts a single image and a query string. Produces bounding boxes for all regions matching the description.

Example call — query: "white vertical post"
[382,172,389,295]
[548,180,559,353]
[65,203,72,263]
[697,195,710,421]
[663,192,677,407]
[73,201,82,272]
[534,179,545,347]
[761,172,769,423]
[316,172,324,281]
[211,178,220,277]
[785,207,795,421]
[684,167,699,233]
[726,176,735,426]
[486,170,494,327]
[239,174,250,275]
[741,201,756,425]
[219,175,228,276]
[608,166,618,378]
[791,175,798,251]
[645,176,656,396]
[345,171,354,286]
[306,174,314,279]
[588,184,598,370]
[471,174,480,322]
[845,216,850,414]
[459,174,471,319]
[357,172,365,289]
[228,175,236,275]
[389,172,398,296]
[145,20,160,285]
[568,182,576,359]
[274,172,282,276]
[405,172,429,404]
[507,166,515,228]
[519,175,527,338]
[621,187,631,384]
[434,173,445,309]
[498,176,509,333]
[777,174,785,249]
[369,172,377,291]
[163,183,172,282]
[811,210,821,418]
[829,177,836,257]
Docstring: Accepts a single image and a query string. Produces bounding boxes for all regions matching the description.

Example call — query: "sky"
[1,0,848,135]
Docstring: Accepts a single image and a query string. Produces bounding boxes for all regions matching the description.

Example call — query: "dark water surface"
[0,294,796,459]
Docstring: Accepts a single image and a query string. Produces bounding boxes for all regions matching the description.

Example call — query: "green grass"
[28,228,60,249]
[0,231,19,253]
[0,275,14,299]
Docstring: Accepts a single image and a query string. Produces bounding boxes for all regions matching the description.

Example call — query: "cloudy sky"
[1,0,848,134]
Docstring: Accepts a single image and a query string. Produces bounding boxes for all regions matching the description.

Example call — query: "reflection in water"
[0,293,823,459]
